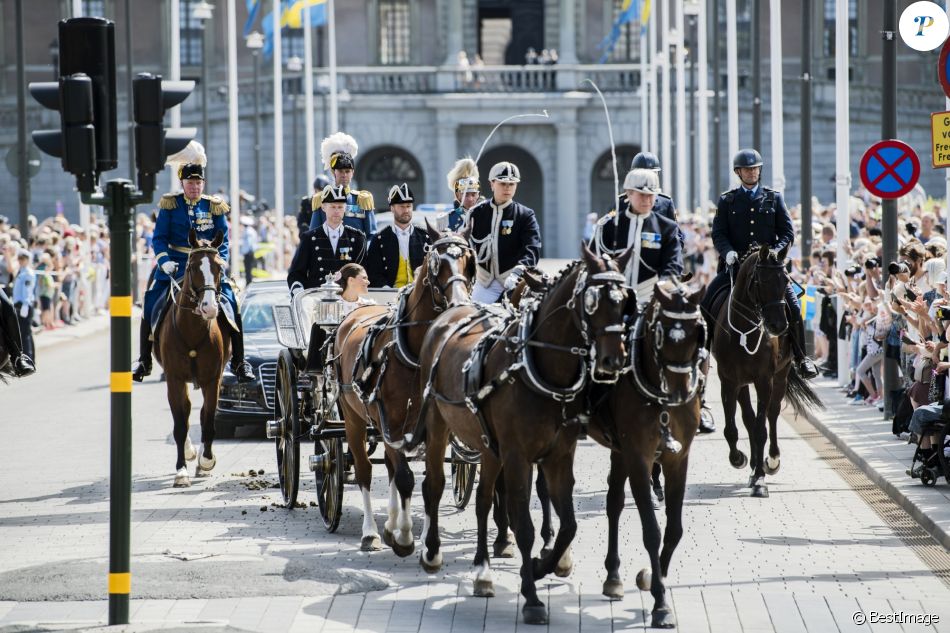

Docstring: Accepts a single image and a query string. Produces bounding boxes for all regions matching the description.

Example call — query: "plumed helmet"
[167,140,208,181]
[447,157,480,193]
[321,132,359,170]
[388,183,414,204]
[630,151,661,172]
[733,148,764,170]
[622,168,662,194]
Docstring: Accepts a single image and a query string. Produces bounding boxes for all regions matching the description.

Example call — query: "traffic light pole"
[82,179,152,626]
[882,0,898,418]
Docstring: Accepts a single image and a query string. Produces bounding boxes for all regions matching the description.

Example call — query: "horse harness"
[726,254,789,355]
[167,246,225,386]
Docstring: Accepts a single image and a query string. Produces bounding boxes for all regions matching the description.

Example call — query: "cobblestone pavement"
[1,328,949,632]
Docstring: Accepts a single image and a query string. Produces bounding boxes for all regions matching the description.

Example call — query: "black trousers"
[12,302,34,360]
[0,288,25,359]
[243,252,256,286]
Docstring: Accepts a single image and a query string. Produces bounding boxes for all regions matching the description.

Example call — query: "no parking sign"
[859,140,921,200]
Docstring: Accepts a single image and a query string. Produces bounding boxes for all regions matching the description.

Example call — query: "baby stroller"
[907,402,950,487]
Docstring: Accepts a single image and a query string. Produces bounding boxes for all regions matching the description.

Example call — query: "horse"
[709,244,822,497]
[587,279,707,629]
[153,229,230,488]
[332,227,476,555]
[413,243,631,625]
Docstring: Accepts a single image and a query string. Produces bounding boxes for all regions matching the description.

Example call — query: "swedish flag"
[598,0,642,63]
[261,0,327,57]
[801,285,817,321]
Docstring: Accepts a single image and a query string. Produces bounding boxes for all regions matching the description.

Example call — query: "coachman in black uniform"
[364,183,432,288]
[603,152,684,246]
[288,184,367,295]
[702,148,819,379]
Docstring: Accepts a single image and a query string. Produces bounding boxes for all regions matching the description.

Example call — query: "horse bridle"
[170,247,223,315]
[747,258,789,315]
[423,235,474,312]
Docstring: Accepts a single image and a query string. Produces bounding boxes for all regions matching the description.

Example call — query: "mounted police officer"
[298,174,331,233]
[445,157,482,232]
[308,132,376,239]
[703,148,819,379]
[289,184,368,295]
[599,151,684,246]
[132,145,255,383]
[598,169,683,305]
[468,161,542,303]
[0,281,34,376]
[364,183,432,288]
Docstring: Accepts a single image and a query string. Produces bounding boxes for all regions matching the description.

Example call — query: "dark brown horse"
[711,245,822,497]
[413,244,630,625]
[154,230,230,487]
[587,280,707,629]
[333,227,475,554]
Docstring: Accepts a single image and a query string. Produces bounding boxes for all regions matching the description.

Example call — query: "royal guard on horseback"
[701,148,819,379]
[468,161,542,303]
[289,184,368,295]
[132,143,255,383]
[308,132,376,240]
[446,157,482,232]
[363,183,432,288]
[592,168,683,305]
[0,281,35,377]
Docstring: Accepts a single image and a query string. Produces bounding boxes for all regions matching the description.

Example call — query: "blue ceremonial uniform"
[447,201,466,232]
[308,188,377,238]
[144,193,238,324]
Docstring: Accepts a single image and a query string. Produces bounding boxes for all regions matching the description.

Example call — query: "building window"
[379,0,411,65]
[823,0,859,57]
[282,28,304,62]
[607,0,641,63]
[358,147,425,208]
[180,0,205,66]
[82,0,105,16]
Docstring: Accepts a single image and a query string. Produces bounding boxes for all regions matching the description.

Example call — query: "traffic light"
[30,74,97,192]
[132,73,196,195]
[29,17,117,192]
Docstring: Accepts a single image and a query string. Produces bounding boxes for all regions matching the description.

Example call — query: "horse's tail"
[785,366,824,416]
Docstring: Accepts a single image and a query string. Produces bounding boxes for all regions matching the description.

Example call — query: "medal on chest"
[188,200,214,233]
[338,246,352,261]
[501,219,514,235]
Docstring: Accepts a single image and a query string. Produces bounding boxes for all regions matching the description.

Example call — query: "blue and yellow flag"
[262,0,328,57]
[244,0,261,37]
[598,0,641,63]
[801,285,817,321]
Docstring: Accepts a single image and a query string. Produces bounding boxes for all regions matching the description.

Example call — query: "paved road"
[1,328,949,632]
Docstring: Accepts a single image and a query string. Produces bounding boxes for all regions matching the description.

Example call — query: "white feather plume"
[320,132,359,169]
[165,140,207,167]
[446,157,479,193]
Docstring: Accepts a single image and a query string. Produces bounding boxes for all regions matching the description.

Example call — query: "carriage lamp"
[314,273,344,326]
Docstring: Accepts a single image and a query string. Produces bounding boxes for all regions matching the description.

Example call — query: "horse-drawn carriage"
[267,275,478,533]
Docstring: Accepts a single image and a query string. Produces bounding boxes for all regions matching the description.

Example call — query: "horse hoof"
[730,451,748,470]
[522,605,548,625]
[183,437,197,462]
[765,455,781,475]
[195,453,216,477]
[173,467,190,488]
[420,550,443,574]
[382,529,394,548]
[651,606,677,629]
[747,474,757,488]
[391,539,415,558]
[493,541,515,558]
[636,568,652,591]
[360,535,382,552]
[602,579,624,600]
[554,549,574,578]
[751,484,770,498]
[473,579,495,598]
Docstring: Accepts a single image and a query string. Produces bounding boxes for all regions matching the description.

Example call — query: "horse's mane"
[544,259,585,299]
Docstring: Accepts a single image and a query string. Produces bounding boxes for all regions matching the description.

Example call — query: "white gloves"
[725,251,738,266]
[19,303,29,318]
[504,266,526,291]
[290,281,304,298]
[160,261,178,276]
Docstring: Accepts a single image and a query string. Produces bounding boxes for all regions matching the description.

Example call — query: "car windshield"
[240,291,282,333]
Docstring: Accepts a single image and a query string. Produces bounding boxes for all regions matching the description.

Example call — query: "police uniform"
[468,162,542,303]
[364,183,431,288]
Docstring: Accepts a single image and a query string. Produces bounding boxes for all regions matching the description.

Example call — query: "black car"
[215,280,287,437]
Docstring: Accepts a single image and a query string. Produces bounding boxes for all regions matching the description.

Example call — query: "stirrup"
[132,359,152,382]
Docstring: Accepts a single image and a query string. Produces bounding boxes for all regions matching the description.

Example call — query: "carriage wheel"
[314,437,345,532]
[451,446,477,510]
[274,352,301,507]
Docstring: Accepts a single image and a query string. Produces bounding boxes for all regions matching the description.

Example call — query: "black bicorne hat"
[388,183,414,204]
[178,163,205,180]
[329,152,355,170]
[322,184,348,203]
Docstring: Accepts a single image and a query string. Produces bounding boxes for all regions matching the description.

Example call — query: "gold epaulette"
[158,193,178,210]
[356,190,375,211]
[202,194,230,215]
[311,191,323,211]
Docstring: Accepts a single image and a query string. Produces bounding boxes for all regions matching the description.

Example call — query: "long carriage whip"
[583,78,619,227]
[475,111,550,164]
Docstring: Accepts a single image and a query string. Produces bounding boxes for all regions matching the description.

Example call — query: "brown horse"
[333,227,475,554]
[154,229,230,488]
[587,280,707,629]
[413,244,630,625]
[710,245,822,497]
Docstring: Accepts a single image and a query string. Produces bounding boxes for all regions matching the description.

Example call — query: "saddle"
[150,276,239,342]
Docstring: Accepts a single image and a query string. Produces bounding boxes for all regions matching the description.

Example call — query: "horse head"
[579,241,632,382]
[745,243,790,337]
[421,222,475,310]
[185,228,226,321]
[641,279,707,403]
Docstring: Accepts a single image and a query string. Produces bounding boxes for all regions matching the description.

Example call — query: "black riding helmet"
[733,148,764,170]
[313,174,331,191]
[631,151,661,172]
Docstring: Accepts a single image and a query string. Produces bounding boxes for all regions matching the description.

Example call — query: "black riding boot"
[1,306,33,377]
[229,311,254,383]
[132,319,153,382]
[789,314,819,380]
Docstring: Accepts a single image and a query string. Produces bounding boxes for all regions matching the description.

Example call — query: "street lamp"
[287,55,303,198]
[246,30,264,205]
[193,1,215,148]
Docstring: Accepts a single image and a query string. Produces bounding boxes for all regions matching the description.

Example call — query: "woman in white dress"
[337,263,376,315]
